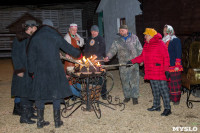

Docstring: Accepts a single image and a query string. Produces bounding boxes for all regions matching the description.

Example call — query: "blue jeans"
[14,97,20,103]
[70,83,81,97]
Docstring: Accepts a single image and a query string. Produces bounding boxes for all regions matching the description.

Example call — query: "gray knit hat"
[42,19,54,27]
[91,25,99,32]
[25,20,38,27]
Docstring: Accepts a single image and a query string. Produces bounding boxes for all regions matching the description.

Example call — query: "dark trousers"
[20,97,34,107]
[150,80,171,109]
[98,77,107,96]
[35,99,61,110]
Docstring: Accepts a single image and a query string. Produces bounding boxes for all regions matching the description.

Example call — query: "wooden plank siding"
[0,9,86,57]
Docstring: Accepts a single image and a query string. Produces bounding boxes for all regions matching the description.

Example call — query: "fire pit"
[61,55,125,119]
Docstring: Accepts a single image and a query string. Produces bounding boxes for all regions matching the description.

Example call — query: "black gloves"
[126,61,133,67]
[165,71,170,80]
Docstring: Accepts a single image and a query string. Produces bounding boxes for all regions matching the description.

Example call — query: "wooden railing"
[0,33,15,58]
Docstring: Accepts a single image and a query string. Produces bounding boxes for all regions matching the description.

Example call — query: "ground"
[0,59,200,133]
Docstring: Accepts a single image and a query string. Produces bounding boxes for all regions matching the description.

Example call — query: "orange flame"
[97,62,101,67]
[83,56,87,62]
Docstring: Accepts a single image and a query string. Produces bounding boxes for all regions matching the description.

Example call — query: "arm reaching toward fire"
[104,41,118,62]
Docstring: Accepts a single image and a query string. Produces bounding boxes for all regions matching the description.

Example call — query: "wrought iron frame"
[182,85,200,108]
[61,71,125,119]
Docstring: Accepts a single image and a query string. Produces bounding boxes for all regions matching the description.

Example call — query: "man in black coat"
[27,19,81,128]
[83,25,107,100]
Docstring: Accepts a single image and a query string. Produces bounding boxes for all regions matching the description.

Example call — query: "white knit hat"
[70,23,77,28]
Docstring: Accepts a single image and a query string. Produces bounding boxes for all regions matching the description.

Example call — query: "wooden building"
[6,13,42,34]
[136,0,200,43]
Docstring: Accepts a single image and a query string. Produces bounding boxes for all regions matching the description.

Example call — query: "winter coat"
[107,33,143,68]
[11,38,30,97]
[27,26,81,100]
[168,38,182,66]
[131,33,170,81]
[83,35,106,60]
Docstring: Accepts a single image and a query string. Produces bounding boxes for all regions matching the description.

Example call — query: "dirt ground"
[0,59,200,133]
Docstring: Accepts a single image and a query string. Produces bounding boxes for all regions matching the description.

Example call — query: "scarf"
[162,25,177,43]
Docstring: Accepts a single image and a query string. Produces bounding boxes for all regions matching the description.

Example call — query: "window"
[117,18,126,32]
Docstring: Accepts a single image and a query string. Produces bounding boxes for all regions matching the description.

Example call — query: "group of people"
[11,19,81,128]
[11,18,183,129]
[104,24,182,116]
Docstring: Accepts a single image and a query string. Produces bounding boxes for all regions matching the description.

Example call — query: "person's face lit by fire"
[69,27,78,36]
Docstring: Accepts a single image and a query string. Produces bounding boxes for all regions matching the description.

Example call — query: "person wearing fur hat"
[163,25,183,105]
[104,25,143,105]
[83,25,107,100]
[127,28,171,116]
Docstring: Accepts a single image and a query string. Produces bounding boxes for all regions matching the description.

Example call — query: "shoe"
[37,109,50,128]
[123,98,130,103]
[161,109,171,116]
[147,106,161,111]
[132,98,138,105]
[101,94,107,100]
[173,101,180,105]
[20,105,36,124]
[54,109,63,128]
[13,103,21,116]
[71,96,77,101]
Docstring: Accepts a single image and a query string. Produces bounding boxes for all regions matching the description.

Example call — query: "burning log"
[60,56,85,66]
[61,54,106,73]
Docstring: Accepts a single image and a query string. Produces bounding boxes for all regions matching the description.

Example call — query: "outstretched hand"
[104,57,110,62]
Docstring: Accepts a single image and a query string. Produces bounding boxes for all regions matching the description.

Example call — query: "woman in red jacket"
[127,28,171,116]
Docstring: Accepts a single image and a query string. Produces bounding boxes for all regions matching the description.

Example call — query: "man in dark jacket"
[83,25,107,100]
[27,19,81,128]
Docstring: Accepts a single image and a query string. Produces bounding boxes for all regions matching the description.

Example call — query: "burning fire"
[74,55,105,72]
[96,62,101,67]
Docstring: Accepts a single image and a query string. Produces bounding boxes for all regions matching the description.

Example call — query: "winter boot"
[13,103,21,116]
[132,98,138,105]
[37,109,50,129]
[54,109,63,128]
[28,107,37,119]
[20,105,35,124]
[123,98,130,103]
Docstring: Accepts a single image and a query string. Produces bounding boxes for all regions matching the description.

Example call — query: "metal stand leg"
[61,72,125,119]
[86,76,91,111]
[186,85,200,108]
